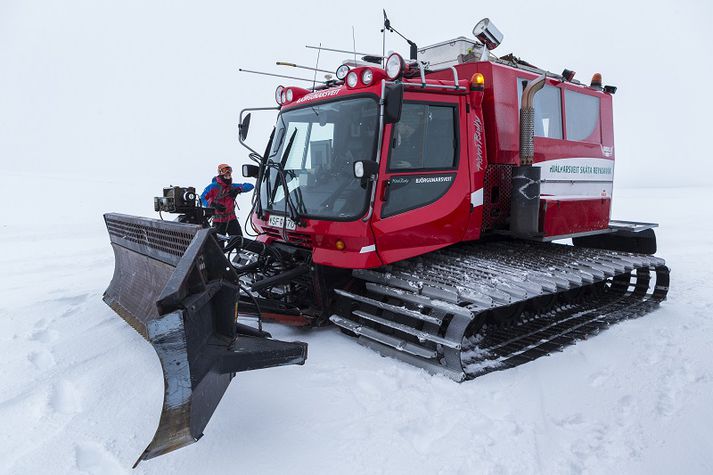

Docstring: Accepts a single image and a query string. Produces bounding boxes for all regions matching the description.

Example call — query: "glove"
[212,202,226,212]
[229,188,241,198]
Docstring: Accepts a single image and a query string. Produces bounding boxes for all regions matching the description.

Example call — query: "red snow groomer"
[103,16,669,465]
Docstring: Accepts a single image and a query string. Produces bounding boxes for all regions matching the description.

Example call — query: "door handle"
[381,179,391,202]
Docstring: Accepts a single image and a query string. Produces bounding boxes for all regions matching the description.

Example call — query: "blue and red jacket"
[201,176,254,223]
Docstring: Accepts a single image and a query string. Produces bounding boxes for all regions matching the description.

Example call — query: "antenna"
[312,42,321,90]
[382,10,418,60]
[352,26,357,65]
[381,10,387,68]
[275,61,331,74]
[305,45,382,58]
[238,68,327,85]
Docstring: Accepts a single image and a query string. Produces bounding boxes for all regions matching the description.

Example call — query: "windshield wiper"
[280,128,298,168]
[267,128,305,226]
[268,114,288,159]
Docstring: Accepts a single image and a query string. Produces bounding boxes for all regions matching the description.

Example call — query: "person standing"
[201,163,254,236]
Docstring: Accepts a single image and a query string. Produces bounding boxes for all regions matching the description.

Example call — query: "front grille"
[263,228,313,248]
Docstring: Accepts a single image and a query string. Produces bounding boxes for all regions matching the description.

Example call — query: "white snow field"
[1,170,712,475]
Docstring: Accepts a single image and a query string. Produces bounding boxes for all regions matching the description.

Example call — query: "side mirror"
[353,160,379,186]
[242,164,259,178]
[238,113,252,142]
[383,83,403,124]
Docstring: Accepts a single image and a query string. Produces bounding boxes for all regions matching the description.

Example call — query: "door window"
[388,103,457,171]
[382,102,458,218]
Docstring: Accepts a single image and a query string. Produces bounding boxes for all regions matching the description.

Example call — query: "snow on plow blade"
[102,213,308,466]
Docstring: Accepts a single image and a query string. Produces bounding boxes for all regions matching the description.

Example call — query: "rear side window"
[518,79,563,139]
[564,90,601,143]
[389,103,457,170]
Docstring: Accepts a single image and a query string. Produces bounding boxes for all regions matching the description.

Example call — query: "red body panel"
[254,59,618,267]
[434,61,616,235]
[255,215,383,268]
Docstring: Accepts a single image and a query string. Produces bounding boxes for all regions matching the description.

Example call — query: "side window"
[564,90,601,143]
[518,78,563,139]
[389,103,456,170]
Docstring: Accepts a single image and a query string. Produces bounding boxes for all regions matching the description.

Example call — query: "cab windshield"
[261,96,378,220]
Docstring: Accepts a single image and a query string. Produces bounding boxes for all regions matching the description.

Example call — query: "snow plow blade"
[102,213,308,466]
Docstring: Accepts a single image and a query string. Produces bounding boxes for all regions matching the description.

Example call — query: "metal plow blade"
[102,213,307,466]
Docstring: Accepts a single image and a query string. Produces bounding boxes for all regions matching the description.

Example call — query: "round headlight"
[281,91,286,103]
[346,71,359,88]
[336,64,350,80]
[286,89,294,102]
[361,69,374,85]
[385,53,404,80]
[275,85,284,104]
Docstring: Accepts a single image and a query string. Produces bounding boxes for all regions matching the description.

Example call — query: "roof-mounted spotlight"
[561,69,576,82]
[275,85,284,105]
[604,85,617,94]
[385,52,405,80]
[472,18,503,50]
[336,64,350,80]
[346,71,359,88]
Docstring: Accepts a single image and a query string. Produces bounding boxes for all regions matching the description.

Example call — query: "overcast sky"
[1,0,711,188]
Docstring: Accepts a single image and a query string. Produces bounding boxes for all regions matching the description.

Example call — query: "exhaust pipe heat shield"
[102,213,307,466]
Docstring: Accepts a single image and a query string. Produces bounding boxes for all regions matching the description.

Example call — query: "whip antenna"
[382,10,388,68]
[312,42,321,90]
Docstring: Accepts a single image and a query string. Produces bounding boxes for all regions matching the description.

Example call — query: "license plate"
[268,215,296,230]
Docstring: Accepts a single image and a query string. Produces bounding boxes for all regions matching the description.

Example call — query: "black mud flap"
[573,228,657,254]
[102,213,308,466]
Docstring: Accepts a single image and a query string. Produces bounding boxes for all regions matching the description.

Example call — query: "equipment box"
[539,196,611,237]
[418,37,480,68]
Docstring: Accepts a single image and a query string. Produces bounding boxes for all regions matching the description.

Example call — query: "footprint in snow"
[553,412,584,428]
[588,369,612,388]
[29,327,59,344]
[50,380,82,415]
[27,350,56,371]
[75,443,124,474]
[58,293,93,319]
[617,394,635,418]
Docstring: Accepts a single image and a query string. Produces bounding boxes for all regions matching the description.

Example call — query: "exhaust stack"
[511,75,546,237]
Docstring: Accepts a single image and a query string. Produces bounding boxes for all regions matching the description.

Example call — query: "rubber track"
[330,240,670,381]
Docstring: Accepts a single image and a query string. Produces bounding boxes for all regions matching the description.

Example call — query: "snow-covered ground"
[1,172,712,474]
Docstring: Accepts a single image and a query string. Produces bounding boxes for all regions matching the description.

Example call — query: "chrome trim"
[450,66,460,89]
[519,74,546,165]
[403,83,466,92]
[362,80,387,222]
[418,61,427,85]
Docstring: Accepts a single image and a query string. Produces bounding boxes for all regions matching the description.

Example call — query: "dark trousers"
[212,219,243,237]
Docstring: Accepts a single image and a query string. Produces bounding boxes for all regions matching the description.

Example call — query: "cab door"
[371,96,471,264]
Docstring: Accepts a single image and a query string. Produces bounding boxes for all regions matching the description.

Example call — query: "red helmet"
[217,163,232,175]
